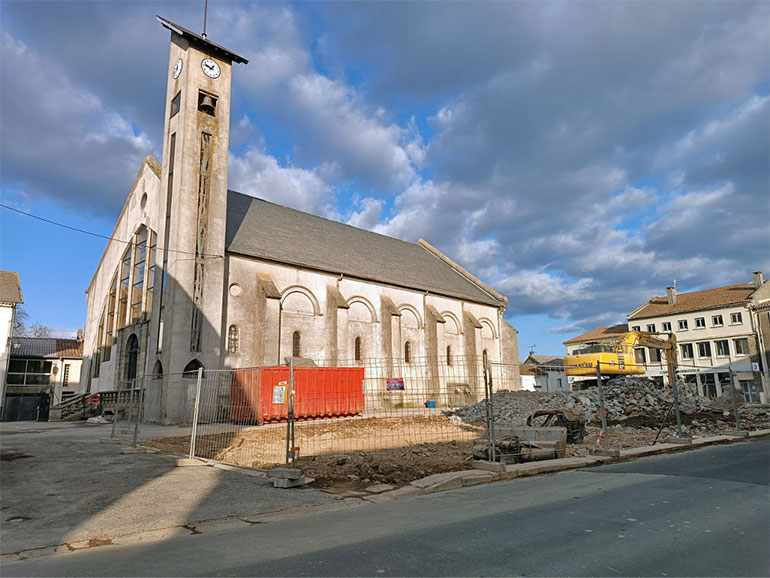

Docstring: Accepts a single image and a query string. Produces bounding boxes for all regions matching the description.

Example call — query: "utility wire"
[0,202,223,259]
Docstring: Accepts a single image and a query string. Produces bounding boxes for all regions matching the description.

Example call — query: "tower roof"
[157,15,248,65]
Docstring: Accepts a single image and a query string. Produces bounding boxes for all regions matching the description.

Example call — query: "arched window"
[183,359,203,379]
[153,360,163,379]
[292,331,301,358]
[446,345,452,366]
[404,341,412,364]
[228,325,239,354]
[354,337,362,362]
[125,334,139,382]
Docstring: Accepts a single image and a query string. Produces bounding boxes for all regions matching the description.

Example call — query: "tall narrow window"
[93,311,104,376]
[158,132,176,352]
[404,341,412,364]
[63,364,71,387]
[146,230,156,317]
[104,273,117,362]
[354,337,362,362]
[482,349,488,369]
[446,345,452,366]
[190,132,212,352]
[131,227,147,324]
[292,331,301,358]
[228,325,239,354]
[117,246,131,330]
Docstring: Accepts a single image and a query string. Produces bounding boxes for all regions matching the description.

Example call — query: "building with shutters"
[627,272,769,403]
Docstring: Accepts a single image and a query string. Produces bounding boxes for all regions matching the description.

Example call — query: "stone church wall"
[223,253,518,398]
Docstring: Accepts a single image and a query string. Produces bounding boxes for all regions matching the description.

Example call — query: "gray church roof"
[225,191,504,307]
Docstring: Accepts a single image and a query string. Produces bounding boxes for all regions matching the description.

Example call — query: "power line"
[1,202,114,241]
[0,202,223,259]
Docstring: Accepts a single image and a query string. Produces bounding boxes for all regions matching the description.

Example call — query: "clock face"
[172,58,183,79]
[201,58,221,79]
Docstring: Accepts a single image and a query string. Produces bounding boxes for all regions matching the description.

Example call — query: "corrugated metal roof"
[225,191,505,307]
[628,283,755,320]
[0,271,23,304]
[10,338,83,359]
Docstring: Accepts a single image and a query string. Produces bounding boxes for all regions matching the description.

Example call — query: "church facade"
[82,18,519,422]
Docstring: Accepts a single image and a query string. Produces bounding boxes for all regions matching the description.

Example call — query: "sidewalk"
[0,421,349,564]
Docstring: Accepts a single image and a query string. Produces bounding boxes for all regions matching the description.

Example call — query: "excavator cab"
[565,334,647,377]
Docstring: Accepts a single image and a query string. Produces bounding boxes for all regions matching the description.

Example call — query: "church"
[82,17,519,422]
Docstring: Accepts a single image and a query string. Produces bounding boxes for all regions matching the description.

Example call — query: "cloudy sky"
[1,1,768,357]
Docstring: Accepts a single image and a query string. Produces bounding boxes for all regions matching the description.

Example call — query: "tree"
[29,323,54,338]
[13,306,29,336]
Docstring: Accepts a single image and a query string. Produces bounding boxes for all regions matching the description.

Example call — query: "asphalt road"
[3,438,768,577]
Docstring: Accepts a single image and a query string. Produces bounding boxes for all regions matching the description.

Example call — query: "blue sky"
[1,1,768,358]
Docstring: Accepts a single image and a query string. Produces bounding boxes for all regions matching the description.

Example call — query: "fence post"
[131,378,146,448]
[596,362,607,446]
[110,390,122,439]
[188,368,204,460]
[667,354,683,438]
[285,359,296,468]
[729,366,742,431]
[484,357,496,462]
[124,383,136,434]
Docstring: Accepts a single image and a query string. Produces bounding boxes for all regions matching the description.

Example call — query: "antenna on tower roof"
[202,0,208,38]
[672,278,677,289]
[528,344,536,355]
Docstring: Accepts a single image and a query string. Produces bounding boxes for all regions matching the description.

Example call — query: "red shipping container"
[230,367,364,424]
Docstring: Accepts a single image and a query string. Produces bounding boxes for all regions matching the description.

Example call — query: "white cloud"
[228,146,333,215]
[497,270,594,307]
[347,197,385,230]
[221,4,419,193]
[0,31,153,214]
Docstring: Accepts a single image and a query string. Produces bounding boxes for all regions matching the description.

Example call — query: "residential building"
[519,354,568,392]
[3,337,84,421]
[563,324,629,356]
[82,17,519,424]
[627,272,769,403]
[0,271,23,418]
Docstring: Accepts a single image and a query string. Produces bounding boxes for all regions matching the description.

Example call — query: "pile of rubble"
[450,376,770,433]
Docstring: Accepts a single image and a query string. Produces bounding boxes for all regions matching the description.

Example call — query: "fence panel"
[167,356,517,469]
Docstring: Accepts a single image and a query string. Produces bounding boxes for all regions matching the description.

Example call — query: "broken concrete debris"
[450,376,770,435]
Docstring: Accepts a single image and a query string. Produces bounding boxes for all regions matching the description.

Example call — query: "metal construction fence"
[120,356,519,468]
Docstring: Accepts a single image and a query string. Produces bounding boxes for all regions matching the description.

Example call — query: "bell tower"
[153,16,247,402]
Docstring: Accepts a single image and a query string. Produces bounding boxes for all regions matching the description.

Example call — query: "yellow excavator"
[565,331,677,377]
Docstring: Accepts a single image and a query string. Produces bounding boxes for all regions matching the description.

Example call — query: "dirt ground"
[145,411,753,493]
